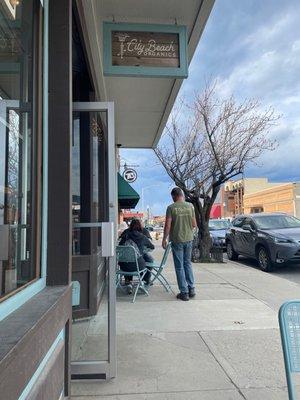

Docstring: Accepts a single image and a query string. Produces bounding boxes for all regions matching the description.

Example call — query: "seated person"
[120,220,154,263]
[119,219,155,291]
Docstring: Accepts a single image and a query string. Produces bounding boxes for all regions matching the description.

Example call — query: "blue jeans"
[171,241,195,294]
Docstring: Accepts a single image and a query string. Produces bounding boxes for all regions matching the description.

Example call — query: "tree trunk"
[198,223,212,261]
[192,197,212,261]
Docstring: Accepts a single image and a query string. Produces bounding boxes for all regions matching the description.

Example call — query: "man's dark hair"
[171,187,184,198]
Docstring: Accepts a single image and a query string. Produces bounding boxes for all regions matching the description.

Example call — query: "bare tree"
[155,82,279,260]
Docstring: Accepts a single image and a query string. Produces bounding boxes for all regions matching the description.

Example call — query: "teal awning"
[118,173,140,209]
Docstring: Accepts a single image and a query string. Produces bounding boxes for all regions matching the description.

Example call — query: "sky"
[120,0,300,216]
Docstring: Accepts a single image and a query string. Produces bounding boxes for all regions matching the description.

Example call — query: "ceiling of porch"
[76,0,215,148]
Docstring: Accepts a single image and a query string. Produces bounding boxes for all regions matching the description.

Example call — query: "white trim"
[72,101,111,112]
[0,278,46,321]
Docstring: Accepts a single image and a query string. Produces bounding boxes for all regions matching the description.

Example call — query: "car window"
[232,217,245,227]
[209,219,231,230]
[242,218,256,230]
[252,214,300,230]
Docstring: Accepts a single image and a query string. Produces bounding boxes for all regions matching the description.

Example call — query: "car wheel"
[257,246,274,272]
[227,241,238,261]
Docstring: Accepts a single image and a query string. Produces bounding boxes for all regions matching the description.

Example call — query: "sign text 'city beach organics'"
[103,23,188,78]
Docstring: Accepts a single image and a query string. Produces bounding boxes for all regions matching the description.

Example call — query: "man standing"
[162,187,197,301]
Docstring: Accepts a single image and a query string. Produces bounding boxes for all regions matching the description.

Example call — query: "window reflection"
[0,0,38,298]
[72,111,107,255]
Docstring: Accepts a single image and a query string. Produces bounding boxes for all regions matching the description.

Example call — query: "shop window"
[251,207,264,214]
[0,0,42,300]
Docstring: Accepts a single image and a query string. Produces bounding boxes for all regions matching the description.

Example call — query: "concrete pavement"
[71,243,300,400]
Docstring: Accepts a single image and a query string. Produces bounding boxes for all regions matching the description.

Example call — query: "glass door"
[71,102,116,380]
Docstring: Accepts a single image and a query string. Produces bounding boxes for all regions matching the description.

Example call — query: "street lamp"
[141,184,160,221]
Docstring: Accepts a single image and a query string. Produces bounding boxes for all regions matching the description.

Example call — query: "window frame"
[0,0,48,319]
[242,218,257,231]
[232,217,246,228]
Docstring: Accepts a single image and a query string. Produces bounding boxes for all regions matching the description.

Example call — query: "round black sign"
[123,168,137,183]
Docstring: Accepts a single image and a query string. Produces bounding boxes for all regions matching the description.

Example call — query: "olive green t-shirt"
[166,201,195,243]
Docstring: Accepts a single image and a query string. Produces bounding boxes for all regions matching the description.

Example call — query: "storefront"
[244,183,300,217]
[0,0,214,398]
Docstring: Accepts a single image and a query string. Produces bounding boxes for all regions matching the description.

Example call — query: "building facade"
[223,178,285,217]
[0,1,214,398]
[244,182,300,217]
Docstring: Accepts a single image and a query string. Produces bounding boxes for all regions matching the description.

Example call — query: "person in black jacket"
[120,220,155,263]
[119,219,155,292]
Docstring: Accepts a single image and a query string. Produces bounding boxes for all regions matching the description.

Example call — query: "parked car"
[145,225,154,232]
[226,213,300,271]
[209,219,231,249]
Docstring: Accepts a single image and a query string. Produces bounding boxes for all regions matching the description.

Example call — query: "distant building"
[120,210,144,223]
[223,178,286,217]
[210,204,222,218]
[244,182,300,217]
[153,215,166,226]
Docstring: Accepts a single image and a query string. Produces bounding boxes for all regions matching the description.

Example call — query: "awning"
[118,173,140,209]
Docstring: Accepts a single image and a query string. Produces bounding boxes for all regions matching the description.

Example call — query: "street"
[229,254,300,285]
[72,244,300,400]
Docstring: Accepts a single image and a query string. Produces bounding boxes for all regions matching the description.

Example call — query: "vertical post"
[47,0,72,286]
[141,188,144,221]
[108,102,117,378]
[48,0,72,396]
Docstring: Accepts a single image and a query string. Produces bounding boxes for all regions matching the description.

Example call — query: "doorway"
[71,102,117,380]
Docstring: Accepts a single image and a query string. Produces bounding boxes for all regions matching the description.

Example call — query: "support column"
[48,1,72,396]
[47,0,72,286]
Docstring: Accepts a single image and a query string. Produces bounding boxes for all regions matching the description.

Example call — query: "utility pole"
[141,184,160,221]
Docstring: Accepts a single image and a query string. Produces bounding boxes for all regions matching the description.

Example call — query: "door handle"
[101,222,115,257]
[73,222,115,257]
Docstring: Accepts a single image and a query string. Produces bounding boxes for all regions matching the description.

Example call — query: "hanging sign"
[123,168,137,183]
[103,22,188,78]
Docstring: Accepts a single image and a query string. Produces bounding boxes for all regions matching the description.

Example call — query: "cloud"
[183,1,300,184]
[211,16,300,182]
[241,12,295,51]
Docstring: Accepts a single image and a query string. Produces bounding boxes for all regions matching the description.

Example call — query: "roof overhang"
[76,0,215,149]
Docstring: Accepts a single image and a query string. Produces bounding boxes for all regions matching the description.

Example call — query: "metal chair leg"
[132,282,140,303]
[159,274,175,294]
[150,270,174,294]
[132,275,149,303]
[156,275,171,292]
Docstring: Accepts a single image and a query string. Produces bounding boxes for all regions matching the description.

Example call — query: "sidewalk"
[71,244,300,400]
